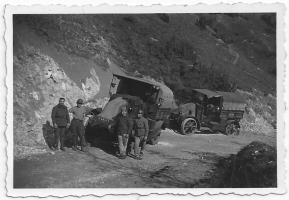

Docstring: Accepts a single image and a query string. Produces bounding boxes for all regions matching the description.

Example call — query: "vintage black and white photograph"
[4,3,285,197]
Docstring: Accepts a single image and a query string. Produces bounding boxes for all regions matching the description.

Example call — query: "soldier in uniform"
[133,109,149,160]
[69,99,93,152]
[51,97,70,151]
[115,106,133,159]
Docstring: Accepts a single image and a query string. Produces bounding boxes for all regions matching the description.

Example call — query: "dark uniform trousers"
[134,136,146,156]
[127,135,135,154]
[55,126,66,149]
[70,119,86,148]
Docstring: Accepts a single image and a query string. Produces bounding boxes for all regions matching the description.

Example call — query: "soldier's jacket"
[115,115,133,136]
[51,104,70,127]
[69,106,92,121]
[134,116,149,137]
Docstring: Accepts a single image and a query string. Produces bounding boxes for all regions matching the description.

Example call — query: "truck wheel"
[225,123,239,135]
[181,118,198,135]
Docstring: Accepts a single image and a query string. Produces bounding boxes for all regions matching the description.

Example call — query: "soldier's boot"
[134,154,142,160]
[121,150,126,159]
[81,146,88,152]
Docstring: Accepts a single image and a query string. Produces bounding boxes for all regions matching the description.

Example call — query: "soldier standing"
[115,106,133,159]
[133,109,149,160]
[51,97,70,151]
[69,99,93,152]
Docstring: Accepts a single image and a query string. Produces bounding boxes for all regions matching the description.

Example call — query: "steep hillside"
[13,14,276,156]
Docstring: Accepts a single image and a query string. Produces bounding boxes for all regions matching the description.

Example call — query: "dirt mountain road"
[14,130,276,188]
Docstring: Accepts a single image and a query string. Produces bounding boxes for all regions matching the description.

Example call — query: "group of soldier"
[51,97,149,160]
[51,98,92,152]
[115,106,149,160]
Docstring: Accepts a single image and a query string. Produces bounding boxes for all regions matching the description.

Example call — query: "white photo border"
[4,3,286,197]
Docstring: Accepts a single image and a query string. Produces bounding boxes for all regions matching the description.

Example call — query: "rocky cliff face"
[13,14,276,157]
[14,43,109,151]
[13,21,113,156]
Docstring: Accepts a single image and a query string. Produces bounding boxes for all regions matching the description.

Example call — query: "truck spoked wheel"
[225,123,239,135]
[181,118,198,135]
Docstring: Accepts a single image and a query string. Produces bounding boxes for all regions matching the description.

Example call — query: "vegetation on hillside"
[15,14,276,99]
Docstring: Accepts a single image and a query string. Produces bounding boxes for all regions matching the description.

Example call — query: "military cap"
[77,99,84,104]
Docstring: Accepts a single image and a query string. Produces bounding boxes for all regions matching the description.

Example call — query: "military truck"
[169,89,246,135]
[88,72,177,145]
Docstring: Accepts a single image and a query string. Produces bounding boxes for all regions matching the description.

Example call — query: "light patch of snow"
[162,128,177,134]
[157,141,174,147]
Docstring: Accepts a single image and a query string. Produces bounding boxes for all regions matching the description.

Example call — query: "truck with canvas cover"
[169,89,246,135]
[89,72,177,144]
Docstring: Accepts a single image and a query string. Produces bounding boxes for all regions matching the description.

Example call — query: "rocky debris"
[228,141,277,187]
[238,89,276,135]
[231,141,277,187]
[240,108,275,135]
[194,141,277,188]
[197,141,277,187]
[14,145,48,160]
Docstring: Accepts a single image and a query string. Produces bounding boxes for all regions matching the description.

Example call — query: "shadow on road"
[42,121,75,149]
[85,124,118,157]
[42,121,55,149]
